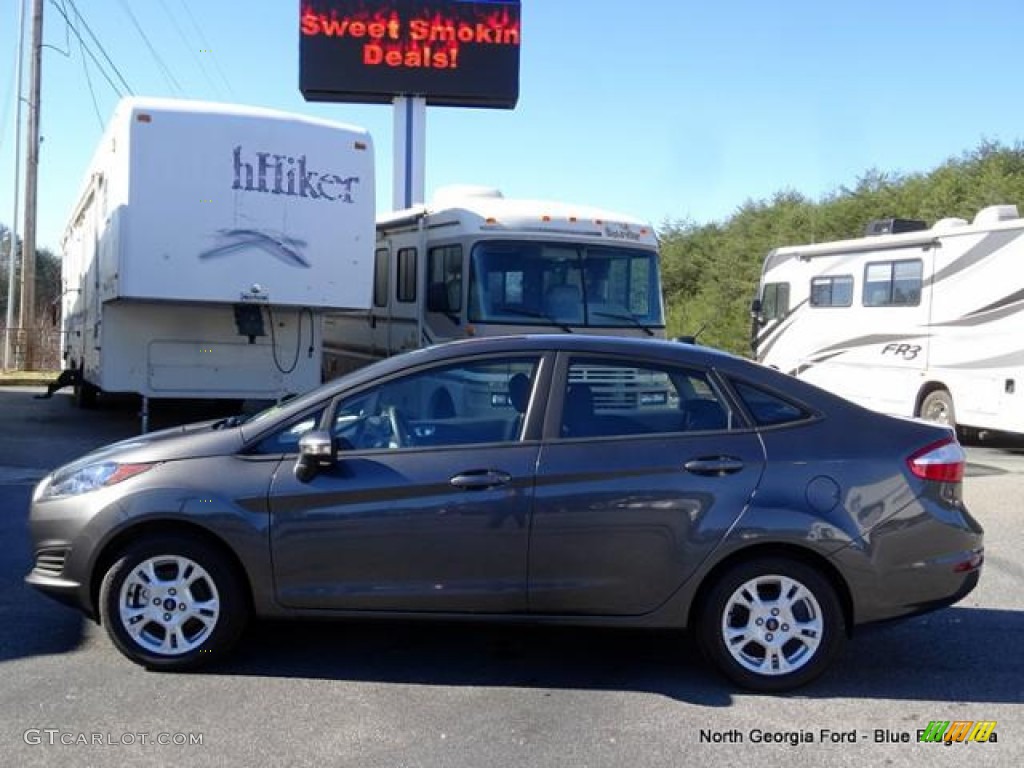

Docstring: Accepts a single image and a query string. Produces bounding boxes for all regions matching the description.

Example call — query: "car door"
[268,353,546,613]
[529,353,766,615]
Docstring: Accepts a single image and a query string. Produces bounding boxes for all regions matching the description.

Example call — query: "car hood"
[52,420,246,475]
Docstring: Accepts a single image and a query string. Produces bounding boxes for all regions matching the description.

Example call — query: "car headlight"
[38,462,156,500]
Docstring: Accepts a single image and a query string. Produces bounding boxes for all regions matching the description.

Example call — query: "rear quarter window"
[732,380,810,426]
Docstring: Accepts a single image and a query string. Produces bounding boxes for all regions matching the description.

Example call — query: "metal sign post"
[392,96,426,210]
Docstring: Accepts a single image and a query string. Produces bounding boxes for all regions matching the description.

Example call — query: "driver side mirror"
[294,429,335,483]
[749,298,765,326]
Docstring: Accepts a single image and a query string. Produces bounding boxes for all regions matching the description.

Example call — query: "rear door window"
[559,357,734,438]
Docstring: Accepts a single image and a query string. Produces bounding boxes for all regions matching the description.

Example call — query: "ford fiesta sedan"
[26,335,983,691]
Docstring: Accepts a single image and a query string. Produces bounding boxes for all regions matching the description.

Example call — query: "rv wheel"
[919,389,955,429]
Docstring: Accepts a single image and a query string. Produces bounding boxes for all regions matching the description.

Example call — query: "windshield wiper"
[212,414,247,430]
[495,306,574,333]
[592,311,655,336]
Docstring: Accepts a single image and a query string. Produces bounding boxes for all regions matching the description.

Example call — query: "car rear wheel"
[697,558,844,691]
[98,535,248,671]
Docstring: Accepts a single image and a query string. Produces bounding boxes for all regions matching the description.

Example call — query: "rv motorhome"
[323,185,666,380]
[753,204,1024,436]
[60,98,374,429]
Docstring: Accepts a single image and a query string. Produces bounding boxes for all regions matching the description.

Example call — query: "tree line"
[0,224,61,328]
[657,140,1024,356]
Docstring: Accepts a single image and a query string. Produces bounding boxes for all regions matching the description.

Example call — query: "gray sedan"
[26,335,983,691]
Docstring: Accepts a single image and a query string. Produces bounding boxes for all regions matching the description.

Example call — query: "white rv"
[323,185,666,381]
[61,98,374,428]
[753,204,1024,436]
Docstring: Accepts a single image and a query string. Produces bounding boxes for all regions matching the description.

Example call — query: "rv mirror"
[294,430,335,482]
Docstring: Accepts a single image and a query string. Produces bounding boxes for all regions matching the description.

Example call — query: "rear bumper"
[844,545,984,625]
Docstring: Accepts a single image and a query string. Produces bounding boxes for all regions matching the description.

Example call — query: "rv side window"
[428,245,463,313]
[863,259,922,307]
[810,275,853,307]
[397,248,417,303]
[761,282,790,320]
[373,248,389,308]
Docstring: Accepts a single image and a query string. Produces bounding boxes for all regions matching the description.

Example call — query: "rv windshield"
[467,240,664,330]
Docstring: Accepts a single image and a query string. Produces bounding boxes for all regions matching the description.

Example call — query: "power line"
[156,0,222,99]
[62,0,105,129]
[177,0,234,98]
[46,0,132,98]
[63,0,134,95]
[116,0,184,96]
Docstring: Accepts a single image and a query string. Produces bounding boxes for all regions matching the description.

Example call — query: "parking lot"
[0,386,1020,768]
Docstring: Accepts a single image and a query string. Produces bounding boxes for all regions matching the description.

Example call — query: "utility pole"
[3,0,28,371]
[18,0,43,369]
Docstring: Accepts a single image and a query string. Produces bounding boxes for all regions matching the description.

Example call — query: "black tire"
[919,389,955,429]
[98,535,248,671]
[697,557,845,692]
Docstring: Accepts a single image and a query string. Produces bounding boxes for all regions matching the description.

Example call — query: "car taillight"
[907,437,965,482]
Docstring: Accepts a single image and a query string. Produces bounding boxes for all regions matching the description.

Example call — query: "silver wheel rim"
[924,398,952,425]
[721,574,824,676]
[118,555,221,656]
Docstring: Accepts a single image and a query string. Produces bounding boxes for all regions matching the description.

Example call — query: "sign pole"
[392,96,426,210]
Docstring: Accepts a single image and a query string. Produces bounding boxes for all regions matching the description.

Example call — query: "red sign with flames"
[300,1,521,108]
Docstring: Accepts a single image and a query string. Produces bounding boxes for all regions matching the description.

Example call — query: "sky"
[3,0,1024,253]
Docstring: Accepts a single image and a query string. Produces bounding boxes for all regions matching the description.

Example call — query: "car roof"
[431,334,739,362]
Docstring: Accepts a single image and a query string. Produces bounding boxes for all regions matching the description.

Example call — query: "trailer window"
[761,282,790,320]
[863,259,922,307]
[810,275,853,307]
[397,248,417,303]
[373,248,389,308]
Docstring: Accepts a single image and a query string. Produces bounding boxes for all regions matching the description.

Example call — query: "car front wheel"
[697,557,845,692]
[98,535,248,671]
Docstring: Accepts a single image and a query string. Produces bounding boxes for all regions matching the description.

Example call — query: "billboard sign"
[300,1,521,108]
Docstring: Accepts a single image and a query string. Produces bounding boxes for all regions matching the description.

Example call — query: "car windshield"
[467,240,664,329]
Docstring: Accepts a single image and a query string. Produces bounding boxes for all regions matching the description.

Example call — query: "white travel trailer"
[322,185,666,381]
[60,97,374,428]
[753,204,1024,436]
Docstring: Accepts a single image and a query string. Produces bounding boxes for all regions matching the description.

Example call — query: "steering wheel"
[383,406,412,448]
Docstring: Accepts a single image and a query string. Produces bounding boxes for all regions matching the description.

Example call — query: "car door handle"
[450,470,512,490]
[683,457,745,476]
